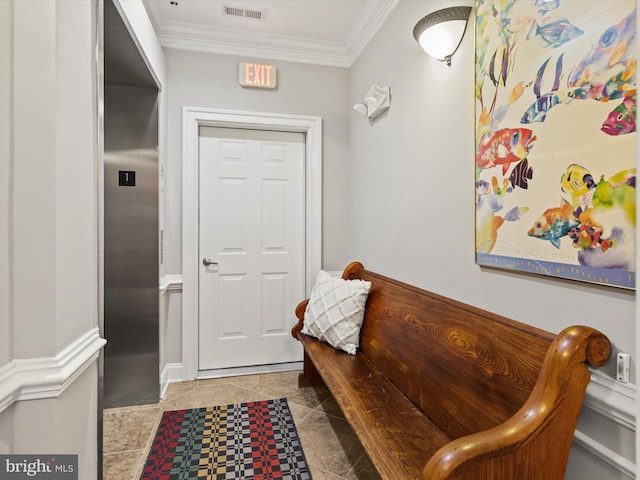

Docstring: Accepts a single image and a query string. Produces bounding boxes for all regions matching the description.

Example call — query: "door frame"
[182,107,322,381]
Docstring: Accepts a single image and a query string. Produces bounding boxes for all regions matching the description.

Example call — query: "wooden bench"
[291,262,611,480]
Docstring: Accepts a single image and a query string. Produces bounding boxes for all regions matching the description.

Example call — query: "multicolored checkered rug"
[140,398,311,479]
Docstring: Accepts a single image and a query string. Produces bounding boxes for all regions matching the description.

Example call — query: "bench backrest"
[344,263,556,440]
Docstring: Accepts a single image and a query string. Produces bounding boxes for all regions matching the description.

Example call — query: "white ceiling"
[142,0,399,66]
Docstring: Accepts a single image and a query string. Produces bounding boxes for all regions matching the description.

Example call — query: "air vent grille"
[223,5,265,21]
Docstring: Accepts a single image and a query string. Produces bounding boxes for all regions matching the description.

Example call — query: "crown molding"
[156,0,398,67]
[345,0,399,66]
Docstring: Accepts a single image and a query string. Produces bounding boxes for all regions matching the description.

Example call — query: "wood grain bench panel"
[299,333,450,479]
[356,268,555,439]
[291,262,611,480]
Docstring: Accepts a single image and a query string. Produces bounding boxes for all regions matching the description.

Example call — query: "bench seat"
[299,334,450,478]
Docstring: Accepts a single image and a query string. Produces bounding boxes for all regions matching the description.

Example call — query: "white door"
[198,127,305,371]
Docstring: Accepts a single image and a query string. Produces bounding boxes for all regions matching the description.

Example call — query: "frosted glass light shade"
[413,7,472,66]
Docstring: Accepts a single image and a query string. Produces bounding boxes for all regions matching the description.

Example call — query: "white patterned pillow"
[302,270,372,355]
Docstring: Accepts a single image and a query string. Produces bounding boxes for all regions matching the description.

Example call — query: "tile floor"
[102,370,381,479]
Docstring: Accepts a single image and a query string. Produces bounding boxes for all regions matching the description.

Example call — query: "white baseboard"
[160,362,184,398]
[197,361,303,381]
[0,328,106,414]
[160,361,304,398]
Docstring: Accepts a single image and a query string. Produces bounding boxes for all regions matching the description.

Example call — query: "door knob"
[202,257,218,266]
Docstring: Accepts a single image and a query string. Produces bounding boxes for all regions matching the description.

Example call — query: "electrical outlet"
[616,352,630,383]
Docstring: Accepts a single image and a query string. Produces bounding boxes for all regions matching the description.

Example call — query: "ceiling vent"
[223,5,266,21]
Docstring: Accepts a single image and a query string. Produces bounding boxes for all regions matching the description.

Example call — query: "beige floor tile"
[307,464,345,479]
[346,453,382,480]
[316,394,345,419]
[224,370,297,393]
[286,400,315,425]
[296,410,365,477]
[103,404,161,454]
[263,381,331,410]
[162,380,198,402]
[103,451,144,480]
[161,383,262,411]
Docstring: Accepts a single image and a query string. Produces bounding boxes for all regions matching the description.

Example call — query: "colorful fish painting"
[527,200,580,249]
[476,128,537,175]
[534,0,559,14]
[475,0,636,287]
[591,173,637,227]
[521,54,564,123]
[476,193,505,254]
[560,164,596,208]
[509,158,534,190]
[489,47,510,88]
[577,227,634,271]
[567,10,637,101]
[575,174,637,270]
[504,206,529,221]
[476,179,492,198]
[526,17,584,49]
[601,93,637,136]
[568,223,615,252]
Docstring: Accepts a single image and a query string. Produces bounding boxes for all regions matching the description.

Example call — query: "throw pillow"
[302,270,372,355]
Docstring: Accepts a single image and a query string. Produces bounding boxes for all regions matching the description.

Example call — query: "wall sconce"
[413,6,472,66]
[353,84,391,122]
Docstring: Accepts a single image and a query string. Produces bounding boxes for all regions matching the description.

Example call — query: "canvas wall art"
[474,0,637,289]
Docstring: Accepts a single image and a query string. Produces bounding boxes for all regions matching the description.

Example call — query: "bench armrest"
[291,299,309,339]
[422,325,611,480]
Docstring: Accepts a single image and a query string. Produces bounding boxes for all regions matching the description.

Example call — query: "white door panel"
[198,127,304,371]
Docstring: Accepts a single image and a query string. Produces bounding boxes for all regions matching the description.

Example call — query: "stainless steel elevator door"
[103,85,159,408]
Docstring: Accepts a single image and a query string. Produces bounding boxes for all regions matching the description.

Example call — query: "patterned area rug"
[140,398,311,479]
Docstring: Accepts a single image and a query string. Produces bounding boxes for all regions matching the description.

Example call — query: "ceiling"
[141,0,399,67]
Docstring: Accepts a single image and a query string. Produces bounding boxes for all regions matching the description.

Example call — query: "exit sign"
[239,63,277,89]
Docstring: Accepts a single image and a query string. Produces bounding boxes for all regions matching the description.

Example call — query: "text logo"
[0,455,77,480]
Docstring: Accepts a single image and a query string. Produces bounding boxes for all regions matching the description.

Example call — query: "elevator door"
[198,127,305,372]
[103,85,159,408]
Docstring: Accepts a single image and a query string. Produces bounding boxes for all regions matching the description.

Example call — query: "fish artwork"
[504,206,529,221]
[488,47,510,88]
[560,163,596,208]
[527,200,580,249]
[521,54,565,123]
[567,10,637,101]
[476,128,537,175]
[526,17,584,49]
[534,0,560,14]
[601,93,637,136]
[509,158,534,190]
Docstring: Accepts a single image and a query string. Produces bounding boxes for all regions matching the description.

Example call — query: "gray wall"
[163,49,351,365]
[0,0,10,370]
[348,1,635,478]
[0,1,100,478]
